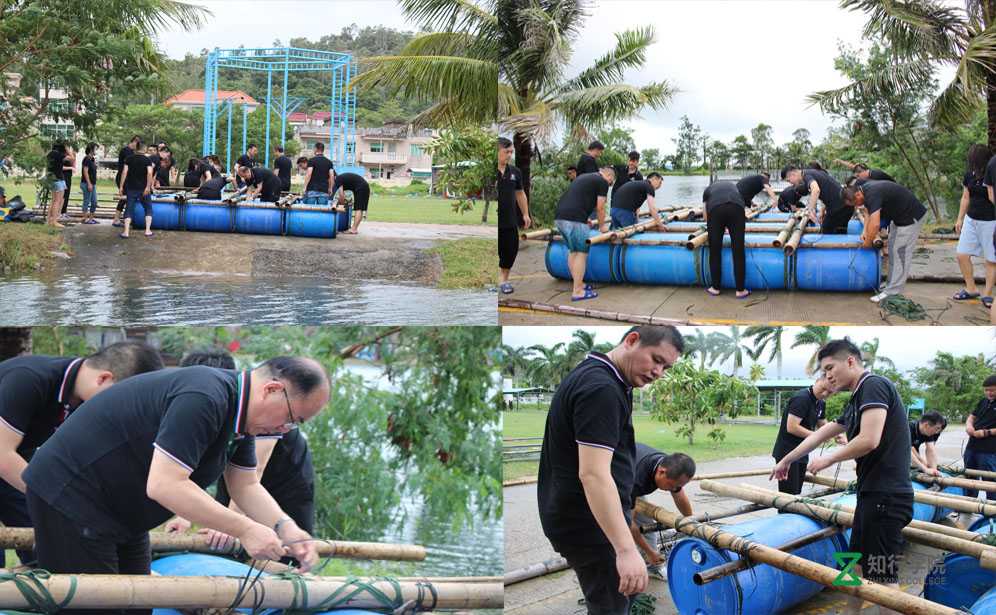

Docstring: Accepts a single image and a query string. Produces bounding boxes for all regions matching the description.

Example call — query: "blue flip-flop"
[571,289,598,302]
[953,289,980,301]
[983,296,993,309]
[500,282,514,294]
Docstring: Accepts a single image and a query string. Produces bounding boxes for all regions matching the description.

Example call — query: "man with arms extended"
[628,444,694,566]
[771,377,841,495]
[553,166,615,301]
[539,325,685,614]
[771,339,912,615]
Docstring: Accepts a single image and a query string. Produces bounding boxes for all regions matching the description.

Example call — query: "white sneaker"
[870,292,890,303]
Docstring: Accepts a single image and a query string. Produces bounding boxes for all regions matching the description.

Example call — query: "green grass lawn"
[429,237,496,288]
[0,222,66,275]
[503,410,780,481]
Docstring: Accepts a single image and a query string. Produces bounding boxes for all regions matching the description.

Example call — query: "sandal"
[705,287,721,296]
[144,231,154,237]
[118,233,129,239]
[952,289,980,301]
[983,296,993,309]
[500,282,514,295]
[571,289,599,302]
[736,290,752,300]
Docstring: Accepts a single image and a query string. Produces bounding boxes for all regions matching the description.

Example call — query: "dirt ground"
[499,238,993,326]
[504,427,978,614]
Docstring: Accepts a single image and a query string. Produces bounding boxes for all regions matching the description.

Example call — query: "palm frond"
[840,0,968,60]
[929,72,983,127]
[399,32,482,58]
[555,81,676,129]
[497,81,521,121]
[508,6,575,93]
[559,26,656,93]
[397,0,496,32]
[501,99,555,141]
[807,59,935,113]
[121,0,211,33]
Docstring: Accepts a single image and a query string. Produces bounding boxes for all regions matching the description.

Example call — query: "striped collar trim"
[57,358,84,406]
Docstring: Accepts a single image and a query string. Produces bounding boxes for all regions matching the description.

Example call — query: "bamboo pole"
[504,557,569,586]
[961,467,996,481]
[698,481,996,570]
[693,526,841,585]
[0,575,503,610]
[503,476,538,487]
[805,473,996,516]
[522,228,556,240]
[773,216,800,248]
[0,529,426,561]
[912,471,996,493]
[692,469,772,480]
[258,560,498,584]
[634,499,959,615]
[588,219,663,245]
[783,224,807,255]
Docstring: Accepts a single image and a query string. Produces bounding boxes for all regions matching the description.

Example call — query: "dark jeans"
[964,449,996,500]
[27,489,151,615]
[0,478,34,564]
[821,205,855,234]
[557,543,632,615]
[610,208,637,230]
[707,202,746,291]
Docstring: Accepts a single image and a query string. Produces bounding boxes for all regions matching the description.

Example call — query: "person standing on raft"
[331,171,372,235]
[538,326,684,615]
[702,180,750,299]
[771,339,913,615]
[576,141,604,176]
[628,444,694,566]
[963,374,996,500]
[553,166,615,301]
[497,137,530,295]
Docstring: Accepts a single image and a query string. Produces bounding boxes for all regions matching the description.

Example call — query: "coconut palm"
[684,329,714,370]
[860,337,896,371]
[792,326,832,375]
[526,342,567,389]
[566,329,597,364]
[749,363,766,382]
[709,326,751,377]
[744,325,785,378]
[812,0,996,151]
[500,344,533,385]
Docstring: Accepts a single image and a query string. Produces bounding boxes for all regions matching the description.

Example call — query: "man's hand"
[238,522,287,561]
[925,467,941,477]
[956,218,964,235]
[277,521,318,572]
[164,517,192,534]
[599,224,610,233]
[834,434,848,446]
[198,527,237,552]
[616,547,649,596]
[587,219,597,228]
[522,215,532,229]
[770,458,791,481]
[807,456,832,474]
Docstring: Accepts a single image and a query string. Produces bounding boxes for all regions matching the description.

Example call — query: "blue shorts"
[610,208,637,230]
[51,180,67,192]
[555,219,591,254]
[302,191,330,206]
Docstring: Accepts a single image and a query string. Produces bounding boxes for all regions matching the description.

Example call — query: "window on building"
[345,143,356,154]
[370,142,384,153]
[387,142,396,153]
[410,144,422,156]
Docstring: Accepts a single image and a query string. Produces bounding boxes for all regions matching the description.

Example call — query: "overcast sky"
[503,326,996,380]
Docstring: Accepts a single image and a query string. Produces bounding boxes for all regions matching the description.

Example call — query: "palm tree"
[813,0,996,153]
[527,343,567,389]
[744,325,785,378]
[749,363,766,382]
[500,344,532,386]
[709,326,750,377]
[566,330,597,365]
[684,329,714,370]
[792,326,832,375]
[860,337,896,371]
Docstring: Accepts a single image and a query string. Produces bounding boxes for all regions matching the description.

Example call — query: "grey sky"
[502,326,996,380]
[157,1,415,59]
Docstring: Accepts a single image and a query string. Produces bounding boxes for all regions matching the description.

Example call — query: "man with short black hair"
[736,172,777,208]
[0,342,164,563]
[112,136,141,227]
[782,164,849,234]
[613,151,643,192]
[772,339,912,615]
[777,184,804,212]
[24,356,331,594]
[628,443,694,565]
[567,166,578,182]
[577,141,605,176]
[153,148,174,189]
[117,140,155,238]
[910,411,946,476]
[273,146,293,193]
[237,165,282,203]
[610,173,664,230]
[303,143,335,205]
[539,326,684,615]
[842,180,927,302]
[964,375,996,500]
[332,171,372,234]
[836,159,896,183]
[554,166,616,301]
[771,378,839,495]
[497,137,530,294]
[234,143,258,182]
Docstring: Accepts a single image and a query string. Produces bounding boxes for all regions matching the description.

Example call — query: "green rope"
[629,592,657,615]
[879,295,927,321]
[0,570,77,614]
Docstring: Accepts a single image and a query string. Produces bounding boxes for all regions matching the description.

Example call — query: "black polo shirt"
[274,155,293,189]
[183,169,202,188]
[802,169,843,213]
[332,172,369,196]
[24,366,257,540]
[497,164,524,229]
[248,167,282,194]
[0,356,82,459]
[909,420,939,453]
[117,146,133,174]
[555,173,609,223]
[967,397,996,454]
[702,180,745,214]
[237,154,256,169]
[964,171,995,221]
[778,185,803,212]
[576,153,599,175]
[835,372,912,494]
[630,443,665,507]
[81,155,98,187]
[860,180,926,226]
[123,154,152,191]
[538,352,635,548]
[155,159,173,186]
[613,165,643,191]
[306,156,334,193]
[736,174,770,207]
[772,387,826,460]
[198,175,229,200]
[867,169,895,182]
[216,428,313,505]
[611,180,655,213]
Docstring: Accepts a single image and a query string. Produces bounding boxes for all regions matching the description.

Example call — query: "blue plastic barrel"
[794,235,880,291]
[151,553,381,614]
[185,202,233,233]
[142,199,182,231]
[700,233,789,290]
[971,516,996,533]
[750,214,862,235]
[286,208,338,239]
[924,522,996,609]
[972,586,996,614]
[617,233,699,286]
[235,205,283,235]
[932,472,966,522]
[544,238,620,283]
[666,513,847,615]
[337,205,353,232]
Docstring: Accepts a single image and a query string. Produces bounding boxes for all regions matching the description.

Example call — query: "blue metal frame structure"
[202,47,357,168]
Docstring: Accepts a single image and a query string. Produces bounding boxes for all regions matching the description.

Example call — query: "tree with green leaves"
[750,123,774,169]
[426,125,495,219]
[745,325,785,378]
[673,115,702,173]
[730,135,752,169]
[641,148,663,171]
[526,343,568,390]
[500,344,532,386]
[709,140,731,169]
[684,329,714,371]
[0,0,209,157]
[915,351,996,421]
[749,363,766,382]
[859,337,896,371]
[709,326,751,377]
[792,326,832,375]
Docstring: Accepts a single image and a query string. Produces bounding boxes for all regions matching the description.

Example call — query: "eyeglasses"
[280,386,300,430]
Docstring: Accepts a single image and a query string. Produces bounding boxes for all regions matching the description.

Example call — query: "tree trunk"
[988,69,996,153]
[0,328,31,360]
[481,199,490,224]
[513,132,533,199]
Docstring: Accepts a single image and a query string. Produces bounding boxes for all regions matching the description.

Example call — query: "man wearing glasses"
[628,443,695,567]
[23,356,331,595]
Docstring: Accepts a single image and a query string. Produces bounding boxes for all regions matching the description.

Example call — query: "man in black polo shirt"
[771,378,838,495]
[237,165,282,203]
[23,356,331,593]
[736,172,777,208]
[554,166,615,301]
[628,443,694,565]
[613,151,643,192]
[610,173,663,230]
[112,135,141,227]
[273,146,293,193]
[842,180,927,302]
[332,171,373,234]
[197,174,235,200]
[302,143,335,205]
[234,143,259,187]
[153,148,174,189]
[777,184,804,212]
[576,141,604,176]
[964,375,996,500]
[497,137,530,295]
[117,141,155,238]
[836,159,896,183]
[781,165,849,234]
[0,342,163,563]
[909,411,946,476]
[771,339,912,614]
[539,325,684,615]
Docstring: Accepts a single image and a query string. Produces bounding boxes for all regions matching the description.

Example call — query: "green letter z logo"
[833,552,862,586]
